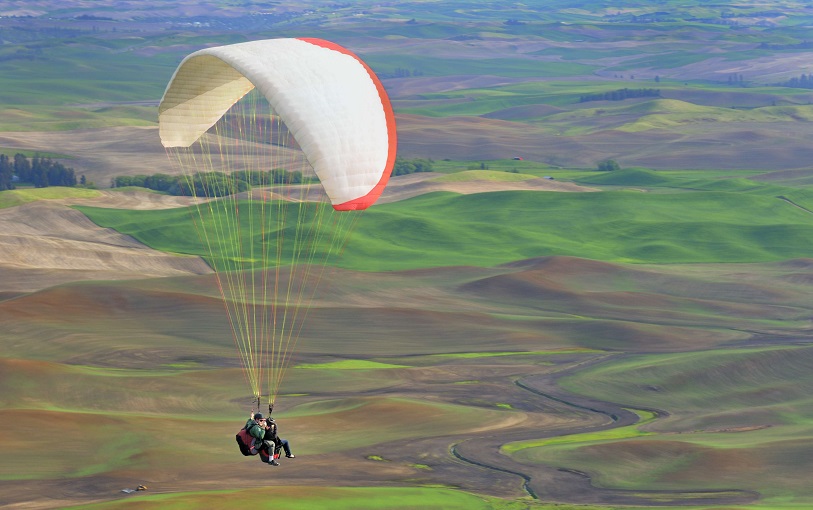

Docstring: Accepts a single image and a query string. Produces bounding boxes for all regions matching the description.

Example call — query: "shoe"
[268,460,280,466]
[286,454,295,458]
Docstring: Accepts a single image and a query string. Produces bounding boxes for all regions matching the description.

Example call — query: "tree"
[31,164,48,187]
[14,153,31,182]
[0,154,14,190]
[598,159,621,171]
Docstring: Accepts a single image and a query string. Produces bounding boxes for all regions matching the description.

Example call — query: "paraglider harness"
[235,427,256,456]
[236,401,275,457]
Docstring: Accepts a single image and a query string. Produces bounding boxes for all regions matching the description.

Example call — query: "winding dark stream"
[449,358,760,506]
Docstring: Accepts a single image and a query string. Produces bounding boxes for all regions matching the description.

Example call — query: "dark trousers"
[274,438,292,457]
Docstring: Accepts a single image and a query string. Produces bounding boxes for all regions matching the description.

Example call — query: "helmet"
[253,413,264,420]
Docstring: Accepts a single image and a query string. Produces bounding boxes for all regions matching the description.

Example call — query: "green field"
[69,486,521,510]
[0,187,102,208]
[77,179,813,270]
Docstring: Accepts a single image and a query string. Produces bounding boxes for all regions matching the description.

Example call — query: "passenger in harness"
[240,412,280,465]
[264,415,295,460]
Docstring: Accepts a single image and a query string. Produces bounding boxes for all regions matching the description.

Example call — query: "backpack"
[236,427,256,456]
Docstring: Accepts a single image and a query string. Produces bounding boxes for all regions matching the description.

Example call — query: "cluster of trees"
[597,159,621,171]
[775,73,813,89]
[113,173,178,193]
[759,41,813,50]
[467,162,490,170]
[727,73,748,86]
[606,11,676,23]
[579,88,660,103]
[391,157,433,176]
[175,173,247,197]
[0,153,82,190]
[379,67,424,79]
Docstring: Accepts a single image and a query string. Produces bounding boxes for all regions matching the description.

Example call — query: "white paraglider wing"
[159,38,396,210]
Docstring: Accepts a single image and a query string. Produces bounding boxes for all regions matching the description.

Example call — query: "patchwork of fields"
[2,1,813,509]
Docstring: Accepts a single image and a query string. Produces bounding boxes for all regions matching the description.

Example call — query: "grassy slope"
[0,37,174,130]
[76,180,813,270]
[69,486,519,510]
[430,169,540,182]
[395,83,813,119]
[0,187,102,208]
[73,486,683,510]
[575,168,813,206]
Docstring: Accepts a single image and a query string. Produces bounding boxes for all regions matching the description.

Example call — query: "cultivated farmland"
[1,2,813,509]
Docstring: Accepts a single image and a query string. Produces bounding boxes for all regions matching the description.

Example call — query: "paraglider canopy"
[159,37,397,210]
[158,37,395,406]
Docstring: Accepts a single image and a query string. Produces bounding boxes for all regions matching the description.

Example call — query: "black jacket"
[264,419,280,443]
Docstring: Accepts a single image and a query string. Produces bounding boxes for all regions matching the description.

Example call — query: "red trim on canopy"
[297,38,397,212]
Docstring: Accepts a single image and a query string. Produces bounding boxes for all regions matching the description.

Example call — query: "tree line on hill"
[0,153,87,191]
[2,154,433,195]
[378,67,425,79]
[113,169,316,197]
[759,41,813,51]
[774,73,813,89]
[112,157,434,196]
[579,88,661,103]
